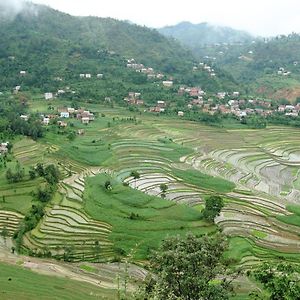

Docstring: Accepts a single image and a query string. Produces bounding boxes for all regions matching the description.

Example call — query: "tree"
[1,226,9,243]
[130,170,140,188]
[251,263,300,300]
[203,195,224,222]
[104,180,112,191]
[159,183,168,198]
[137,233,234,300]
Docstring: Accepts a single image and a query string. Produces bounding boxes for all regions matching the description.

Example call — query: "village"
[10,54,300,131]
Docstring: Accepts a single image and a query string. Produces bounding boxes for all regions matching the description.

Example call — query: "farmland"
[1,99,300,297]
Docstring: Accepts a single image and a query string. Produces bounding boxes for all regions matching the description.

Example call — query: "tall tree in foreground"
[137,233,234,300]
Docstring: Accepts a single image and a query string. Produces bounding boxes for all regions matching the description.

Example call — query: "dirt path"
[0,238,146,291]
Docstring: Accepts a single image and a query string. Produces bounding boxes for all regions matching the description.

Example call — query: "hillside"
[158,22,253,51]
[195,34,300,100]
[0,3,240,100]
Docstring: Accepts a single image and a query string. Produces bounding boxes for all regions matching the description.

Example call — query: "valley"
[1,97,300,298]
[1,2,300,299]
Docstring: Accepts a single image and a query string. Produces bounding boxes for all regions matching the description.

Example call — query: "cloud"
[0,0,25,19]
[0,0,39,20]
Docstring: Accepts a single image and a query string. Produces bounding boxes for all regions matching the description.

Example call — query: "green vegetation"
[277,204,300,226]
[173,168,235,193]
[84,174,216,259]
[202,195,224,222]
[0,262,116,300]
[251,263,300,299]
[137,233,234,300]
[158,21,252,52]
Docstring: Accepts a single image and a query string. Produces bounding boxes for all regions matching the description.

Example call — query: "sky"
[2,0,300,36]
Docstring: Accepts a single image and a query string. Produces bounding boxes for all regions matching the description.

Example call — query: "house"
[232,92,240,97]
[147,74,156,79]
[44,92,53,100]
[80,74,85,78]
[77,129,85,135]
[285,105,295,111]
[20,71,26,76]
[97,74,103,79]
[156,74,164,79]
[178,111,184,117]
[217,92,226,99]
[162,81,173,87]
[67,107,75,114]
[57,90,65,95]
[14,86,21,93]
[285,112,298,117]
[157,101,166,107]
[0,143,8,155]
[150,107,165,113]
[191,99,203,106]
[85,74,92,78]
[190,88,200,97]
[20,115,29,121]
[60,112,70,118]
[43,117,50,125]
[81,117,90,124]
[178,87,185,95]
[57,121,68,127]
[136,100,144,105]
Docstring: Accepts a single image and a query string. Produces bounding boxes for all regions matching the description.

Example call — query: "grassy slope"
[277,204,300,226]
[172,168,236,193]
[0,262,115,300]
[84,174,216,259]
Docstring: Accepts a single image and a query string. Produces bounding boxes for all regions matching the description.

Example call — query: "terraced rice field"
[3,104,300,268]
[0,210,23,236]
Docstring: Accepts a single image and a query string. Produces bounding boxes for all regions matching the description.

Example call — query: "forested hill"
[195,34,300,100]
[158,22,253,50]
[0,3,240,99]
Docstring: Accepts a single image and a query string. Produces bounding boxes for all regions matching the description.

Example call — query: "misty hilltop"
[158,22,253,49]
[0,2,238,95]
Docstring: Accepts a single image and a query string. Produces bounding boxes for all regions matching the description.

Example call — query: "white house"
[67,107,75,113]
[60,112,70,118]
[20,71,26,75]
[97,74,103,79]
[81,117,90,124]
[85,74,92,78]
[20,115,29,121]
[79,74,85,78]
[44,92,53,100]
[162,81,173,87]
[178,111,184,117]
[43,117,50,125]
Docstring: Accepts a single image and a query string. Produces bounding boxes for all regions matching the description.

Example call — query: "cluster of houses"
[79,73,104,79]
[149,101,166,113]
[277,67,291,76]
[126,58,164,80]
[44,88,77,100]
[198,62,216,77]
[178,86,206,98]
[124,92,144,105]
[40,107,95,126]
[189,96,300,118]
[0,142,9,155]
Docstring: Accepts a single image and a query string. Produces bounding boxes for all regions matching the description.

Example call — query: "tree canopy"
[137,233,234,300]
